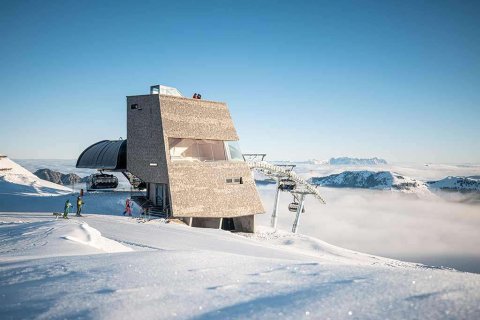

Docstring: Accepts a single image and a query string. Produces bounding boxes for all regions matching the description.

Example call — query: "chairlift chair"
[288,194,305,213]
[87,173,119,191]
[288,202,305,213]
[279,178,296,191]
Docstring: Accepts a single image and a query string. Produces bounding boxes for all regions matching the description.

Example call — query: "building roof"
[159,95,239,141]
[76,140,127,170]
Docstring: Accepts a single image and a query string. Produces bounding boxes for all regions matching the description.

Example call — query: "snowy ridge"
[307,159,328,165]
[309,170,480,194]
[310,170,429,194]
[428,176,480,192]
[0,157,71,196]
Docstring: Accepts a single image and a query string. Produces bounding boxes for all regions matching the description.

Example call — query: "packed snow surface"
[1,212,480,320]
[1,158,480,318]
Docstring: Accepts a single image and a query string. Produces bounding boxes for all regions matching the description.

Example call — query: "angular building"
[78,85,264,232]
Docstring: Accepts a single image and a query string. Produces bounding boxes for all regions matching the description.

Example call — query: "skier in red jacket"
[123,198,132,216]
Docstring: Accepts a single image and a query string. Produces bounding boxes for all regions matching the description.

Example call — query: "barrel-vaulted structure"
[76,140,127,171]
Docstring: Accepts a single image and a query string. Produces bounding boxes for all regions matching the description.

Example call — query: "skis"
[53,212,84,219]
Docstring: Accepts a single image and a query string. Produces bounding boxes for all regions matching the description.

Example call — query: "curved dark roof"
[76,140,127,170]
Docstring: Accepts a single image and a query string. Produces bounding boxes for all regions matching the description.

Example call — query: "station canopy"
[76,140,127,170]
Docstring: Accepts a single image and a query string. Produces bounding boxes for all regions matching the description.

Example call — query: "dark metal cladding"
[76,140,127,170]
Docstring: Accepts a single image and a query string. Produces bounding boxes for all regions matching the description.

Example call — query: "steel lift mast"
[243,154,326,233]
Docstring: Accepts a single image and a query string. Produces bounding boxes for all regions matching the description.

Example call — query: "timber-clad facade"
[126,87,264,232]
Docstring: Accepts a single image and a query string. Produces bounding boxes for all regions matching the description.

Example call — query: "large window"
[169,138,245,162]
[169,138,227,161]
[225,141,244,161]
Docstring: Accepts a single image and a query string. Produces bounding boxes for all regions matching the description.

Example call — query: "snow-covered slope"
[0,157,71,196]
[1,213,479,319]
[242,226,416,268]
[310,170,428,193]
[1,159,480,318]
[428,176,480,192]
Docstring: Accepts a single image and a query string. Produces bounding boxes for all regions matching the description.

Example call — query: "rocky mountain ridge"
[310,170,422,191]
[310,170,480,193]
[33,168,88,186]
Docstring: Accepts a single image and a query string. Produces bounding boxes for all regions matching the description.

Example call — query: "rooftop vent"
[150,85,183,97]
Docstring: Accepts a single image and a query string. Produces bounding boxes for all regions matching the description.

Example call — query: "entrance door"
[155,184,166,210]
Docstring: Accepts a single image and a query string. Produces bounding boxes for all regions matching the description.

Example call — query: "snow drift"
[62,222,133,253]
[0,219,131,260]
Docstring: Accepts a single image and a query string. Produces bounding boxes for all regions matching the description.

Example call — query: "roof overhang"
[76,140,127,170]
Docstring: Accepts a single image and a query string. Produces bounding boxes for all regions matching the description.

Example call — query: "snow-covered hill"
[328,157,388,165]
[428,176,480,192]
[310,170,428,193]
[1,212,480,319]
[0,157,71,196]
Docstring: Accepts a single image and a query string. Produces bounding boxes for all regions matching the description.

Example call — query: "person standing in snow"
[76,196,84,217]
[141,206,149,219]
[123,198,132,216]
[63,199,72,219]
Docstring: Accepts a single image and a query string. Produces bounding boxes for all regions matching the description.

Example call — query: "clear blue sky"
[1,0,479,163]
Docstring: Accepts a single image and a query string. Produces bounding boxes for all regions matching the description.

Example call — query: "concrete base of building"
[232,215,255,233]
[180,215,255,233]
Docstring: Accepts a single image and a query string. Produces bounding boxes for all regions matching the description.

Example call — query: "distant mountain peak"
[328,157,388,165]
[427,176,480,192]
[33,168,87,186]
[309,170,427,193]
